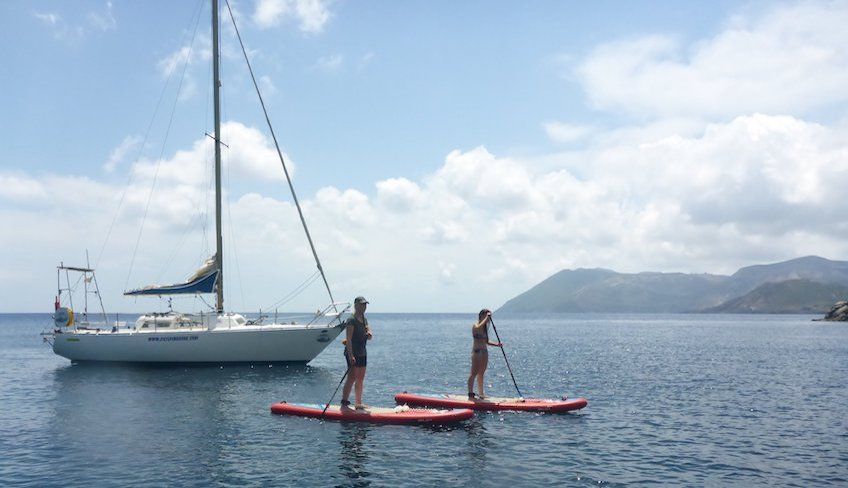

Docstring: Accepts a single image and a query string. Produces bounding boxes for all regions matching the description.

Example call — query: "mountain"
[701,279,848,314]
[497,256,848,314]
[497,268,617,313]
[498,269,730,313]
[726,256,848,296]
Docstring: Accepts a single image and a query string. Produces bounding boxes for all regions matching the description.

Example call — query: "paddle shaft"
[321,366,350,418]
[489,317,523,398]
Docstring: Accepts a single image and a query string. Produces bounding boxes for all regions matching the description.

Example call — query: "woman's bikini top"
[472,325,488,341]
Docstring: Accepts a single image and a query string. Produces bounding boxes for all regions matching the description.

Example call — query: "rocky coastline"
[815,301,848,321]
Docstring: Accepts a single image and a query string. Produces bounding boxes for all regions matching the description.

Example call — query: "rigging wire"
[67,273,84,294]
[124,3,205,292]
[94,0,206,271]
[198,294,216,311]
[154,211,206,283]
[224,0,338,311]
[263,270,321,312]
[201,24,213,260]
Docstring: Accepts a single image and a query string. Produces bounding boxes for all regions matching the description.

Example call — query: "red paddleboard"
[394,392,588,413]
[270,402,474,425]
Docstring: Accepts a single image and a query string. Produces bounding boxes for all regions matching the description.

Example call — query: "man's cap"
[354,296,369,305]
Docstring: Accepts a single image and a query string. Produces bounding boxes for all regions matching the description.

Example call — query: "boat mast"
[212,0,224,313]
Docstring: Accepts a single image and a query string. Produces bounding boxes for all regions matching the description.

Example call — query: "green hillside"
[497,256,848,313]
[701,279,848,313]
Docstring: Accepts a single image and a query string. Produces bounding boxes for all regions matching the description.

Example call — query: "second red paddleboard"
[395,392,588,413]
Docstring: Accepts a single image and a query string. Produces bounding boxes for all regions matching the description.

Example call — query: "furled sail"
[124,255,218,296]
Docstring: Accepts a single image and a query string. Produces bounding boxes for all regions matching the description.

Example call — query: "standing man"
[341,296,372,409]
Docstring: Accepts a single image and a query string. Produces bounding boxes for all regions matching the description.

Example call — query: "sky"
[1,0,848,313]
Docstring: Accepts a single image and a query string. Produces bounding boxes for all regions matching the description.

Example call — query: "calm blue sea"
[1,313,846,486]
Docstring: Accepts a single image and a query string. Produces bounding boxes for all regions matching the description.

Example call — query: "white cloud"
[433,147,542,212]
[259,75,277,97]
[4,113,848,312]
[438,261,456,284]
[422,221,468,245]
[222,121,291,181]
[155,35,211,101]
[376,177,424,212]
[34,3,116,41]
[543,121,592,143]
[313,54,343,73]
[0,174,48,202]
[577,2,848,118]
[34,12,60,25]
[312,187,375,226]
[7,2,848,313]
[158,46,193,78]
[104,136,141,172]
[253,0,331,33]
[254,0,288,28]
[294,0,331,33]
[33,11,84,41]
[88,1,116,31]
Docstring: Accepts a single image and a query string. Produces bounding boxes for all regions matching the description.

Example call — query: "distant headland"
[498,256,848,314]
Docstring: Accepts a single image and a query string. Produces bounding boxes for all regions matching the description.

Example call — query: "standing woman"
[467,309,502,399]
[341,296,372,409]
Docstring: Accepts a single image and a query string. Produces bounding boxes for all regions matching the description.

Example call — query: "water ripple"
[1,313,846,486]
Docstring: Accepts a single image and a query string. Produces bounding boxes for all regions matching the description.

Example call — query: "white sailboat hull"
[53,323,344,363]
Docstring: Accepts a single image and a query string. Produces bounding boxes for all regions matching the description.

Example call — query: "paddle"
[320,365,350,419]
[489,317,524,400]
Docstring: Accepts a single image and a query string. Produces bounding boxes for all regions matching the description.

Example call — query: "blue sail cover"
[124,269,218,296]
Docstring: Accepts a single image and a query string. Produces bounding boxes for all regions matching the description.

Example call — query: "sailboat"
[48,0,347,363]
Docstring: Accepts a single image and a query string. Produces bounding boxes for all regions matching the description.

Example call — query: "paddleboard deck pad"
[270,402,474,424]
[394,392,588,412]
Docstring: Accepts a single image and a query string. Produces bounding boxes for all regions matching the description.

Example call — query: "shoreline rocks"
[814,300,848,321]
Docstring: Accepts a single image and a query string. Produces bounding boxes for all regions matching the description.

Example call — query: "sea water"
[0,313,846,486]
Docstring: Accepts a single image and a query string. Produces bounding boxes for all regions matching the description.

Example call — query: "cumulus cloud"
[422,221,468,245]
[543,121,592,144]
[433,147,542,212]
[0,174,48,202]
[4,113,848,312]
[253,0,331,33]
[104,136,141,172]
[7,1,848,312]
[375,177,424,212]
[311,187,375,226]
[577,2,848,119]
